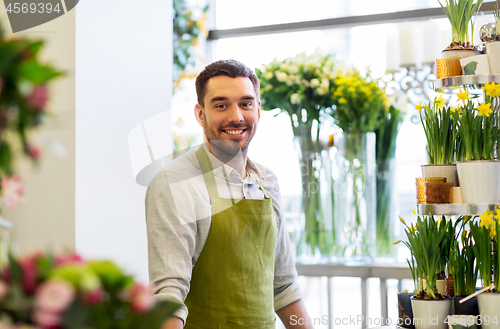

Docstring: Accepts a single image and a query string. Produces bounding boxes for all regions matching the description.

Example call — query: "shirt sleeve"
[145,169,203,322]
[258,165,303,310]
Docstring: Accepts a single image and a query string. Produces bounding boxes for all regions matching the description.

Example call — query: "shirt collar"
[201,143,263,183]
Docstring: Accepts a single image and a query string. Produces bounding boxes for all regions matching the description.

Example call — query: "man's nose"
[228,105,244,123]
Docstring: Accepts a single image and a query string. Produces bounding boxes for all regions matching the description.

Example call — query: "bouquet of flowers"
[0,252,180,328]
[256,51,338,258]
[0,22,62,211]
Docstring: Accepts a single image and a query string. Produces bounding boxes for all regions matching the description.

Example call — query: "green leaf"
[464,61,478,75]
[18,60,62,84]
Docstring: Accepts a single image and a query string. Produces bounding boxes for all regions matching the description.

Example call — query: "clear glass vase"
[375,157,398,259]
[334,131,376,261]
[292,128,336,262]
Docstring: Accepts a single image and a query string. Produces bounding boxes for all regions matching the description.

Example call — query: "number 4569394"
[6,3,61,14]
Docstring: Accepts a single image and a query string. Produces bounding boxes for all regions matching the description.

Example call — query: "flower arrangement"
[469,208,500,292]
[330,69,387,136]
[0,22,62,211]
[398,215,457,299]
[416,96,459,164]
[452,85,500,161]
[256,50,338,258]
[439,0,483,49]
[0,252,180,328]
[375,101,405,257]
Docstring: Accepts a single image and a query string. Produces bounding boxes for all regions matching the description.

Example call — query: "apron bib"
[183,146,277,329]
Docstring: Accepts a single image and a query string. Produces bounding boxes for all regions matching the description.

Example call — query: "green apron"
[183,146,277,329]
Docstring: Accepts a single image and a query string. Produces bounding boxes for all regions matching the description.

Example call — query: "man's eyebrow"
[209,95,256,103]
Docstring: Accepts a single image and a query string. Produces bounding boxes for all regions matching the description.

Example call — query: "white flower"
[288,64,299,74]
[291,93,301,104]
[275,71,288,82]
[263,71,273,79]
[301,79,310,88]
[321,78,329,88]
[310,79,320,88]
[317,86,329,95]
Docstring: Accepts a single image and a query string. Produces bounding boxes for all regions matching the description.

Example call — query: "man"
[146,60,314,329]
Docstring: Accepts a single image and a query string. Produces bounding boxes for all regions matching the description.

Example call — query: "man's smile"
[222,128,247,138]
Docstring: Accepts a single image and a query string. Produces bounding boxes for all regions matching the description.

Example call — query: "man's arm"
[276,299,314,329]
[161,316,184,329]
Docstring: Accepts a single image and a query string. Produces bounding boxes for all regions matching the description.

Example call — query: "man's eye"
[215,104,226,109]
[241,102,252,107]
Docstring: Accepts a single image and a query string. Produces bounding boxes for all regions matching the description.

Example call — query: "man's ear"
[257,100,261,122]
[194,104,204,127]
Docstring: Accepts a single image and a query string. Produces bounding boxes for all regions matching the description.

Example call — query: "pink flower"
[32,309,63,329]
[19,254,41,294]
[85,289,105,305]
[27,85,48,110]
[27,144,41,160]
[32,279,75,329]
[126,283,156,313]
[0,175,27,210]
[54,253,84,266]
[0,280,9,299]
[34,279,75,313]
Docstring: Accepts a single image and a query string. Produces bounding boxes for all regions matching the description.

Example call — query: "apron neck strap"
[196,145,220,198]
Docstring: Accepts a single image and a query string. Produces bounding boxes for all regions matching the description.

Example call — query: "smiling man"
[146,60,314,329]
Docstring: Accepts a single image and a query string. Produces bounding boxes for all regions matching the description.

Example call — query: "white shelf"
[417,203,500,216]
[432,74,500,93]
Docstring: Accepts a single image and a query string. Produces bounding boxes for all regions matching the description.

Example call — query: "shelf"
[432,74,500,93]
[417,203,500,216]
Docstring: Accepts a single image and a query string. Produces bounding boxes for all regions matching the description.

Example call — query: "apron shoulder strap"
[196,145,220,198]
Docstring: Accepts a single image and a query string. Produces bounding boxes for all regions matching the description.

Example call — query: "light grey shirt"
[145,144,302,322]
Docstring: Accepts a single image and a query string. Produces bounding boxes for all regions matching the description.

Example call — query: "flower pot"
[448,315,479,329]
[486,41,500,74]
[411,297,452,329]
[442,49,481,59]
[421,164,459,187]
[460,54,490,75]
[453,295,479,316]
[399,292,416,329]
[477,293,500,329]
[456,161,500,204]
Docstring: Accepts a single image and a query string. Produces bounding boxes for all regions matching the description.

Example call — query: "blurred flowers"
[0,22,62,211]
[0,252,180,329]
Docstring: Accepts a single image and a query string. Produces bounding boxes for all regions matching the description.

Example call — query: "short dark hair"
[195,59,260,106]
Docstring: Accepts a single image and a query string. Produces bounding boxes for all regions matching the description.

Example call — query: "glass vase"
[375,157,398,259]
[292,130,335,262]
[334,131,376,261]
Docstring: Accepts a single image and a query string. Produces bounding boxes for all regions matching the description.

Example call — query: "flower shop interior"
[2,0,500,328]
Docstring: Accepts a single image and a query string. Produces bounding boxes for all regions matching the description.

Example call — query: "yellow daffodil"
[457,89,469,104]
[482,82,495,96]
[490,221,497,239]
[415,101,424,113]
[476,103,493,117]
[412,209,416,215]
[435,96,445,109]
[408,224,416,232]
[338,97,347,104]
[480,210,494,228]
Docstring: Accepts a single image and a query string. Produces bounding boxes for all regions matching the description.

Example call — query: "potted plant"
[439,0,483,57]
[453,85,500,204]
[417,96,460,187]
[398,215,453,329]
[482,3,500,74]
[448,219,480,316]
[469,208,500,329]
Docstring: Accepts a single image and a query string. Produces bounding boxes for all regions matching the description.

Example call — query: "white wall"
[76,0,172,282]
[0,4,75,255]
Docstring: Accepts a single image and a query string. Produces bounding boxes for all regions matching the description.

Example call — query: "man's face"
[196,76,261,158]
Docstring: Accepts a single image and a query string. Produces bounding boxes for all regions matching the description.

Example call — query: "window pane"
[215,0,437,29]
